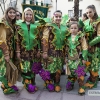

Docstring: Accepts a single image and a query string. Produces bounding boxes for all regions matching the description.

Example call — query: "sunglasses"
[16,14,20,16]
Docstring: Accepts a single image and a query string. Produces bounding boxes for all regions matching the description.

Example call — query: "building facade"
[0,0,100,18]
[51,0,100,17]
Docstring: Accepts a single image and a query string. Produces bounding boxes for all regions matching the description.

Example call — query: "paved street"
[0,74,100,100]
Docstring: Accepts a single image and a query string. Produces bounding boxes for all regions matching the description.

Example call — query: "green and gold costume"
[41,23,69,92]
[83,18,100,88]
[16,21,41,92]
[0,19,18,94]
[65,31,88,94]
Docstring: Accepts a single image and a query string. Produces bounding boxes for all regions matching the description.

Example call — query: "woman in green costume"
[83,5,100,89]
[16,7,42,93]
[0,7,18,94]
[40,10,69,92]
[65,22,88,95]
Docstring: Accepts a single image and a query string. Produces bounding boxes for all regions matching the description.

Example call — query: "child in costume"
[65,22,88,95]
[0,7,18,94]
[83,5,100,88]
[16,7,42,93]
[66,17,77,28]
[40,10,69,92]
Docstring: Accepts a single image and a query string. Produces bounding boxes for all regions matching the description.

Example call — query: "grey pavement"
[0,74,100,100]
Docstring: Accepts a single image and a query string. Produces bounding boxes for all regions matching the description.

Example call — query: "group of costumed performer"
[65,4,100,95]
[0,4,100,96]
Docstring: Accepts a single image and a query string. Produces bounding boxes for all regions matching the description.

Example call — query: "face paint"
[53,12,62,25]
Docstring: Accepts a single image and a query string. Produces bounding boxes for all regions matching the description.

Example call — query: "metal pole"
[56,0,57,10]
[16,0,18,5]
[15,0,18,8]
[0,3,4,14]
[4,0,7,3]
[3,0,5,11]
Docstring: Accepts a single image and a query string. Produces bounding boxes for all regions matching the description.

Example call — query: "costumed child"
[65,21,88,95]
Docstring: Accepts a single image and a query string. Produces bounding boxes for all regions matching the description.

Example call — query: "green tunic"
[66,32,87,76]
[17,22,41,73]
[0,20,18,89]
[42,23,69,73]
[83,18,100,72]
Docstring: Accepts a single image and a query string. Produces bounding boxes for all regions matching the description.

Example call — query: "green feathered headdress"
[61,14,69,25]
[78,19,84,28]
[35,15,51,25]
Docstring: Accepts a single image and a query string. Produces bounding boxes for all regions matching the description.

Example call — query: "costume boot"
[54,70,61,92]
[78,76,85,95]
[0,77,18,94]
[66,76,76,91]
[39,69,55,92]
[44,80,55,92]
[22,72,37,93]
[84,71,98,88]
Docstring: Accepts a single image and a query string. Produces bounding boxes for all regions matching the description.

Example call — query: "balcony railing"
[22,0,52,7]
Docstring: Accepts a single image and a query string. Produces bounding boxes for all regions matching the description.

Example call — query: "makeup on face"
[53,12,62,24]
[70,24,79,35]
[86,8,95,19]
[8,9,16,20]
[24,10,33,22]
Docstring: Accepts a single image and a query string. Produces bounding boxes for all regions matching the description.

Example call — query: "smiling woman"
[40,10,69,92]
[15,7,42,93]
[0,7,19,94]
[8,9,16,20]
[83,5,100,89]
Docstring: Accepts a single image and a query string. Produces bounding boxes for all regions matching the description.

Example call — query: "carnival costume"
[83,18,100,88]
[41,22,69,92]
[65,31,88,95]
[16,21,41,93]
[0,19,18,94]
